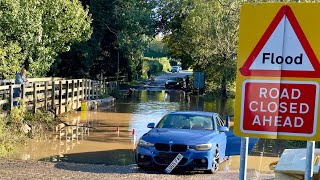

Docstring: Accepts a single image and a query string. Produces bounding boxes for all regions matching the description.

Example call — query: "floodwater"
[12,90,279,173]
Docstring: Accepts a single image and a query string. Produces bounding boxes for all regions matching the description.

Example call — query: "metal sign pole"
[305,141,315,180]
[240,137,249,180]
[197,73,200,97]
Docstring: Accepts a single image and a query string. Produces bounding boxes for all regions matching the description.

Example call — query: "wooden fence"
[0,79,117,115]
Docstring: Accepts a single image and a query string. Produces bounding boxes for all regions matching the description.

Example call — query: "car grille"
[155,143,170,151]
[155,143,188,152]
[171,144,188,152]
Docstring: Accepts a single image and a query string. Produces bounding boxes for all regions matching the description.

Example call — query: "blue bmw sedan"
[135,111,230,173]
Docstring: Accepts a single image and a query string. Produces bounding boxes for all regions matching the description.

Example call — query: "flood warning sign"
[241,80,319,136]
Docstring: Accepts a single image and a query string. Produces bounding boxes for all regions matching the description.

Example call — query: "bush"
[0,100,56,156]
[25,110,55,139]
[142,57,171,79]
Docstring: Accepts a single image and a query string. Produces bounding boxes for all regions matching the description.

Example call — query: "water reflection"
[12,90,280,173]
[101,90,235,140]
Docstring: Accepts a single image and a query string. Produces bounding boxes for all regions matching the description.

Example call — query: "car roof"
[168,111,217,117]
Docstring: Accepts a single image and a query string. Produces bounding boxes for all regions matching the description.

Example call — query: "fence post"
[21,83,26,100]
[59,81,62,114]
[82,79,85,100]
[103,79,108,94]
[98,80,101,98]
[65,80,69,112]
[88,80,91,100]
[85,79,89,100]
[51,81,55,111]
[86,79,89,100]
[9,85,13,110]
[71,80,75,110]
[44,81,48,111]
[33,83,37,113]
[105,81,108,95]
[92,81,95,100]
[77,80,80,109]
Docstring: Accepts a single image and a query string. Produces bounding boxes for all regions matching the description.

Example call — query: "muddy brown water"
[12,90,278,173]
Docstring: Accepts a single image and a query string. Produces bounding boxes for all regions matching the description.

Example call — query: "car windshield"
[169,77,182,81]
[156,114,213,130]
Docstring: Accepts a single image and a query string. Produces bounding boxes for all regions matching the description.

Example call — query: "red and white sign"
[241,80,319,136]
[240,5,320,78]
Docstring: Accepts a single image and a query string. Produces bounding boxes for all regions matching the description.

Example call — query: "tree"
[53,0,156,81]
[0,0,92,78]
[144,35,169,58]
[159,0,241,97]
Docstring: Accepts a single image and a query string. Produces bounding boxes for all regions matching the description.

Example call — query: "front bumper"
[135,145,214,170]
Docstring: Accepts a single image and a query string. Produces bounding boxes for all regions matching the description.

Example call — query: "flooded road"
[13,90,279,173]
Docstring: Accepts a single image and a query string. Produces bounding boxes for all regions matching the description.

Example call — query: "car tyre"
[205,145,219,174]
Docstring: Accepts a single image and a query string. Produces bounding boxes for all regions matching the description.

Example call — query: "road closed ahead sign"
[241,80,319,137]
[235,3,320,140]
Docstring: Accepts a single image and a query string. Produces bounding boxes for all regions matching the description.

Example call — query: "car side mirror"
[225,115,230,128]
[147,123,155,128]
[219,126,229,132]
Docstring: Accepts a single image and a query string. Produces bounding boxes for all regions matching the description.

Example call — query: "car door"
[213,115,227,159]
[224,116,259,156]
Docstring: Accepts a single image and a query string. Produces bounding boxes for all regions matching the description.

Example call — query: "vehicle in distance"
[135,111,229,173]
[165,77,185,89]
[171,66,181,73]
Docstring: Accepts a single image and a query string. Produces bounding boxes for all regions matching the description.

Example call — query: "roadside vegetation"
[1,0,318,93]
[1,0,317,156]
[0,101,55,157]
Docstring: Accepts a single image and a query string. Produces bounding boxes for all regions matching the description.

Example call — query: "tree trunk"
[221,55,227,98]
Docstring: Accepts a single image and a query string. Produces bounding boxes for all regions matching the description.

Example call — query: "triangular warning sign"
[240,5,320,78]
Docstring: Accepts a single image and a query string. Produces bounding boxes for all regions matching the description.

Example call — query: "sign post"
[239,137,248,180]
[235,3,320,179]
[305,141,315,180]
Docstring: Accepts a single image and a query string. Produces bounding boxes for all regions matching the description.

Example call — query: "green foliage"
[0,119,15,157]
[0,0,92,78]
[0,101,28,157]
[52,0,156,81]
[159,57,172,73]
[142,57,171,79]
[0,100,56,156]
[25,110,55,139]
[144,35,168,58]
[160,0,240,96]
[8,100,27,129]
[0,42,25,79]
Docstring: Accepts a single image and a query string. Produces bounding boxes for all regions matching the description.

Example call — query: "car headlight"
[190,144,212,151]
[138,139,154,147]
[165,82,168,84]
[176,83,180,85]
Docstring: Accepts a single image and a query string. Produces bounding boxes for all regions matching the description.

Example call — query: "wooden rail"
[0,79,117,115]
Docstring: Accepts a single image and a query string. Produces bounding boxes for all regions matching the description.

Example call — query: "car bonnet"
[142,128,218,145]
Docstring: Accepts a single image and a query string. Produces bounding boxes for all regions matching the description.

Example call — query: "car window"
[156,114,189,129]
[169,77,178,80]
[189,116,213,130]
[156,114,213,130]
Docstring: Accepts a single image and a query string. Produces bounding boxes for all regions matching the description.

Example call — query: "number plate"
[164,153,183,174]
[159,152,178,158]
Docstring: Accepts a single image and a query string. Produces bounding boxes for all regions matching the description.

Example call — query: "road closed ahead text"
[242,81,318,135]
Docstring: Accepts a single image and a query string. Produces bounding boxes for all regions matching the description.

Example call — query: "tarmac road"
[0,159,275,180]
[135,71,193,90]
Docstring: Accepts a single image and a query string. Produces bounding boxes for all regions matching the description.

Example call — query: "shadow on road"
[51,149,199,175]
